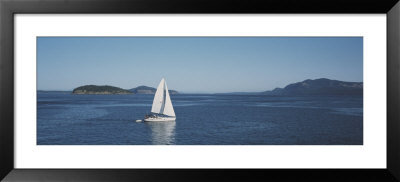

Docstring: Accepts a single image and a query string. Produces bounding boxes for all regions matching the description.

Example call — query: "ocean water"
[37,92,363,145]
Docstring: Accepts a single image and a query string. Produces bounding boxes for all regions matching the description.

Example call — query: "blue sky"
[37,37,363,93]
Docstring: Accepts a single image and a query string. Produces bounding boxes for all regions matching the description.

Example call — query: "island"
[72,85,133,94]
[263,78,363,96]
[129,85,179,94]
[215,78,363,96]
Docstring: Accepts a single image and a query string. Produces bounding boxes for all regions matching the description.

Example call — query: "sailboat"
[144,78,176,122]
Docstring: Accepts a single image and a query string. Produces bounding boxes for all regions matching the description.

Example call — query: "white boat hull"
[144,117,176,122]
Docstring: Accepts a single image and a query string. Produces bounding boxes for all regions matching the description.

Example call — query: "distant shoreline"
[38,78,363,96]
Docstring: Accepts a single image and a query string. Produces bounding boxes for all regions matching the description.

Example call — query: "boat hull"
[144,117,176,122]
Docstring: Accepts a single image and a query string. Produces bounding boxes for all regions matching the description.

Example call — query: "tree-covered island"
[72,85,133,94]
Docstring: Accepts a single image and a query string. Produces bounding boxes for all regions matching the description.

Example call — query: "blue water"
[37,92,363,145]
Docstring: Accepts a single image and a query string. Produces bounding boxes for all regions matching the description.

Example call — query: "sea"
[37,92,363,145]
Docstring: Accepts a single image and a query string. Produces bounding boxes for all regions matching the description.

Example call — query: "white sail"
[162,81,176,117]
[151,78,165,114]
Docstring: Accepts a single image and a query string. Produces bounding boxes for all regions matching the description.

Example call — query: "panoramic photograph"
[37,37,363,145]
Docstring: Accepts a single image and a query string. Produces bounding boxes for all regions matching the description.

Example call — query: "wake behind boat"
[144,78,176,122]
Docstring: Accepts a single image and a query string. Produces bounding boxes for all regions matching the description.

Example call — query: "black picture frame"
[1,0,399,181]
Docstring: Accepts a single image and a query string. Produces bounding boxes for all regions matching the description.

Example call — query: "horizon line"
[37,77,364,93]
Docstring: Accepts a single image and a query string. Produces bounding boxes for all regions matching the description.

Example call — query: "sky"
[37,37,363,93]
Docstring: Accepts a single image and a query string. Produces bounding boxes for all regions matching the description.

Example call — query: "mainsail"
[150,78,176,117]
[151,78,165,114]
